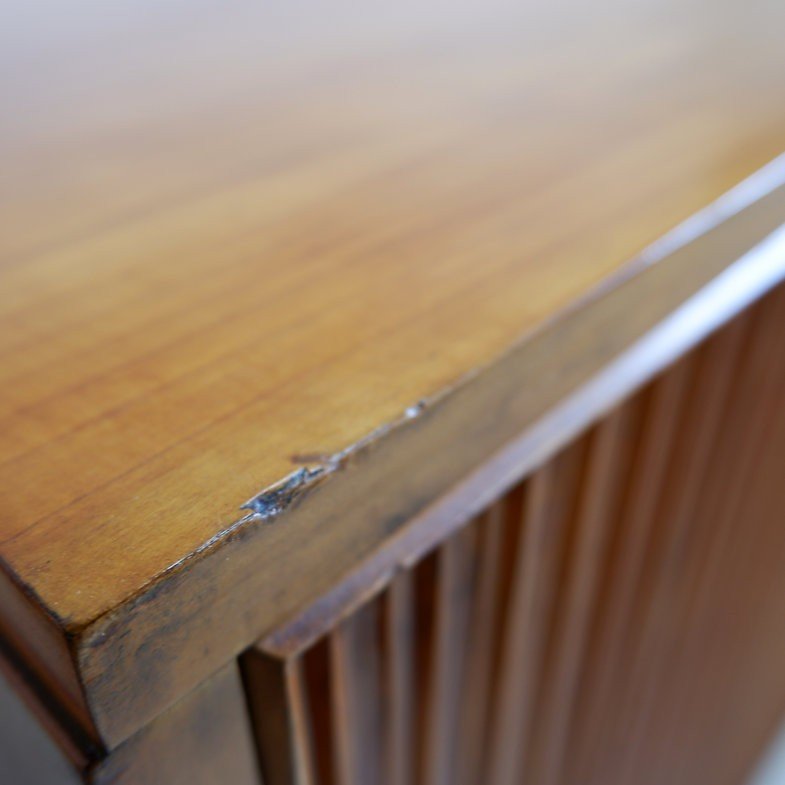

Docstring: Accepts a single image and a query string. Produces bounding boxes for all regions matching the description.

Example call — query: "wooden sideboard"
[2,1,785,783]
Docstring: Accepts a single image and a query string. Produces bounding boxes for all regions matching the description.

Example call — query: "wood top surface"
[1,0,784,639]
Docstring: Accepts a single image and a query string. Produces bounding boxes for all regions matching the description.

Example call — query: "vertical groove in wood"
[242,650,316,785]
[567,357,694,785]
[612,311,752,785]
[559,396,646,785]
[487,441,585,785]
[329,600,383,785]
[655,287,785,785]
[302,640,334,785]
[700,352,785,785]
[287,658,317,785]
[454,499,516,785]
[419,523,477,785]
[529,406,636,785]
[382,569,416,785]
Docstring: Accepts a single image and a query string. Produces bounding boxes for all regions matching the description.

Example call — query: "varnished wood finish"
[243,285,785,785]
[3,0,785,760]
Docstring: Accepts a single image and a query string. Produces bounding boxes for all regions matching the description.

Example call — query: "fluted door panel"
[243,284,785,785]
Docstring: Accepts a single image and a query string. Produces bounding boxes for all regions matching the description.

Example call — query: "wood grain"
[2,0,785,748]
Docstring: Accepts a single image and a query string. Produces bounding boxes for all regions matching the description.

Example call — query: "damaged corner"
[242,398,433,523]
[240,464,334,521]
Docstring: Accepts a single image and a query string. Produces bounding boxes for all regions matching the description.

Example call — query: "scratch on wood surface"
[240,466,331,520]
[243,398,432,522]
